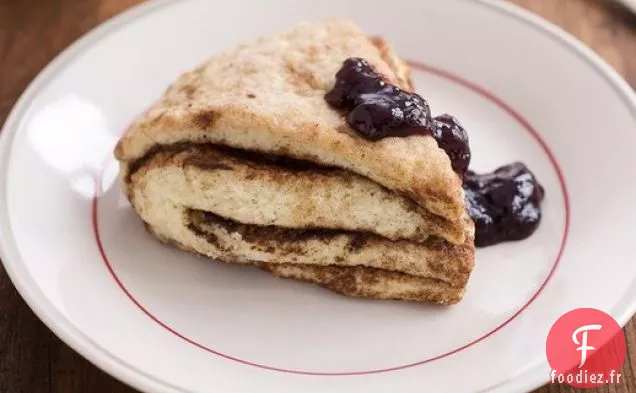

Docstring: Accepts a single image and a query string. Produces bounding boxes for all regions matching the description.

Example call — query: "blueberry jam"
[463,162,545,247]
[432,114,471,176]
[326,57,546,247]
[325,57,433,141]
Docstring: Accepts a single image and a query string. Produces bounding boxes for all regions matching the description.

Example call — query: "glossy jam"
[463,162,545,247]
[431,114,471,176]
[326,58,472,176]
[325,57,433,140]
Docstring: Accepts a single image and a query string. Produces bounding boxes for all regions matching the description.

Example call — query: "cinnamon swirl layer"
[124,144,474,304]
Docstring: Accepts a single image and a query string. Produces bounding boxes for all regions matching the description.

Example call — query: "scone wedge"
[115,19,475,305]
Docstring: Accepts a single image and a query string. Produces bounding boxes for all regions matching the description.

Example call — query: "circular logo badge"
[546,308,626,388]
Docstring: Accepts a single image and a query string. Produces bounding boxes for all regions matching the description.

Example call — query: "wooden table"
[1,0,635,391]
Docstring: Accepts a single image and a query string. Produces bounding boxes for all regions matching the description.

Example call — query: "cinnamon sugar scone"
[115,19,475,305]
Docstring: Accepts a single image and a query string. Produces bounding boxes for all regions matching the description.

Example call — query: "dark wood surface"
[1,0,636,392]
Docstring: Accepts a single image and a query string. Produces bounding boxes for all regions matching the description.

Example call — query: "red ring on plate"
[92,61,570,376]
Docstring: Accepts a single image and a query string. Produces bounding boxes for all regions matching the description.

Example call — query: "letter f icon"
[572,324,602,368]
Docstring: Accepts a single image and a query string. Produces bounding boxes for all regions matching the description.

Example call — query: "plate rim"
[1,0,636,392]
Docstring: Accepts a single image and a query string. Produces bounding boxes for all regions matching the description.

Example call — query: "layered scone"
[114,19,475,305]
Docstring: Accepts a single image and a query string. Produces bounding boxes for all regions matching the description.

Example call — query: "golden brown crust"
[114,19,465,222]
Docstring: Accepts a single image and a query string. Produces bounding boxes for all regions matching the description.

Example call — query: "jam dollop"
[432,114,471,176]
[325,57,433,141]
[463,162,545,247]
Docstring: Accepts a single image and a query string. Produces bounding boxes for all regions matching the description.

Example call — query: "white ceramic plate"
[2,0,636,392]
